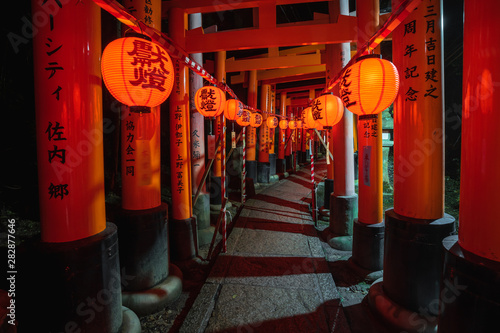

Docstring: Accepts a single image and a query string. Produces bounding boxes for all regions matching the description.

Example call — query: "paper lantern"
[303,107,322,130]
[267,116,278,129]
[194,86,226,117]
[311,94,344,128]
[289,120,297,130]
[250,113,263,127]
[339,55,399,116]
[236,110,251,126]
[101,37,174,107]
[225,99,243,121]
[279,119,288,129]
[296,120,303,129]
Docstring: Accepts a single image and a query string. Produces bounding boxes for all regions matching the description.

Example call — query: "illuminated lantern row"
[311,93,344,128]
[225,99,243,121]
[289,120,297,130]
[339,55,399,116]
[296,120,303,129]
[279,119,288,129]
[194,86,226,117]
[250,113,263,128]
[236,110,251,126]
[101,37,175,107]
[267,116,278,129]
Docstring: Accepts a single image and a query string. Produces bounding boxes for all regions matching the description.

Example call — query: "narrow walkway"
[180,158,355,332]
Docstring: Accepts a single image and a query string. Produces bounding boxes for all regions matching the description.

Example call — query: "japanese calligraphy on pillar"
[361,115,378,139]
[46,121,68,199]
[42,0,68,200]
[398,0,442,104]
[392,0,444,219]
[173,60,185,194]
[33,0,106,241]
[192,129,201,166]
[124,116,136,178]
[124,0,157,28]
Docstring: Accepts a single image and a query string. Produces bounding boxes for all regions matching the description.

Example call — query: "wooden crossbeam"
[162,0,334,16]
[184,16,356,53]
[225,52,322,72]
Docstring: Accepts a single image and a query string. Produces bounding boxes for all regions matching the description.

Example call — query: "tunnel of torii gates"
[13,0,498,331]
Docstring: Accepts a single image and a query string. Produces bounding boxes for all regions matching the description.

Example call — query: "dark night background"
[0,1,463,232]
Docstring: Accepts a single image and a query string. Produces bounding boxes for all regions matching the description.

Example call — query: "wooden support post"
[30,1,123,331]
[351,0,385,272]
[168,7,196,261]
[246,70,258,180]
[438,1,500,330]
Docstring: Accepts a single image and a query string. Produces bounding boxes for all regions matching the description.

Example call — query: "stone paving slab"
[205,284,336,333]
[179,283,220,333]
[234,228,312,256]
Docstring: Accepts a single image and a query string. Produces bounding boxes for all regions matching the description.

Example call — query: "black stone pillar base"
[330,194,358,236]
[276,158,285,174]
[17,223,123,333]
[209,175,222,205]
[117,203,169,291]
[122,264,183,317]
[352,219,384,271]
[285,155,293,173]
[169,216,198,262]
[324,194,358,251]
[354,152,358,180]
[257,162,270,183]
[368,278,438,333]
[323,179,334,210]
[193,193,213,246]
[438,235,500,333]
[269,153,276,176]
[193,192,211,230]
[299,151,306,165]
[383,209,456,315]
[246,160,258,180]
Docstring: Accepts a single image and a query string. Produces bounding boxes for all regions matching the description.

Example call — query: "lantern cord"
[313,129,334,161]
[92,0,421,120]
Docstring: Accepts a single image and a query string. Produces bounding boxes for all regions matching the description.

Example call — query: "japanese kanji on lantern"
[279,119,288,129]
[236,110,251,126]
[101,37,174,108]
[224,99,244,121]
[195,85,226,118]
[303,107,322,129]
[267,116,278,129]
[311,93,344,129]
[339,54,400,116]
[249,113,263,128]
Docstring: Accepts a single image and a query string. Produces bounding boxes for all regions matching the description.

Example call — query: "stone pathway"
[179,159,355,332]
